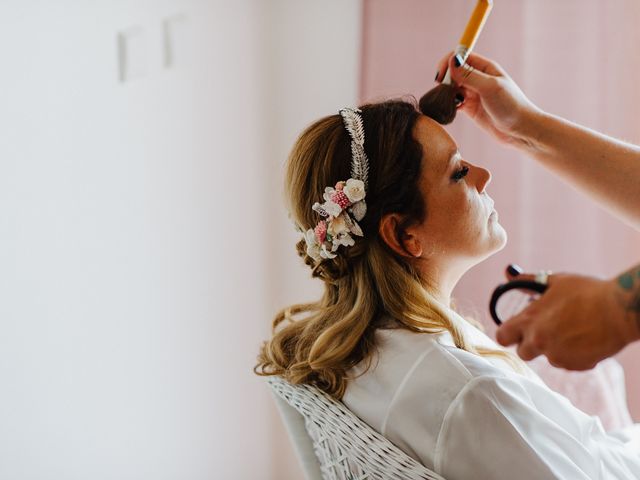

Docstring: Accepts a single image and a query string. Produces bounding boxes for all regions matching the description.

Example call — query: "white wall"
[0,1,360,479]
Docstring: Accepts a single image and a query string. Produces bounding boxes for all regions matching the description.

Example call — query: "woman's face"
[410,114,506,263]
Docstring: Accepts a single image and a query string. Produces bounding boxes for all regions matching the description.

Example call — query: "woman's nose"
[476,166,491,192]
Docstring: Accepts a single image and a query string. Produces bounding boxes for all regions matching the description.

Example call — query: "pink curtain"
[360,0,640,417]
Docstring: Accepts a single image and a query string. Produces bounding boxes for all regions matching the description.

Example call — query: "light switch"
[162,14,189,69]
[117,26,147,82]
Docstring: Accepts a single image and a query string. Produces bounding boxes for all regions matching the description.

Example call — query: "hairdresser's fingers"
[496,311,546,363]
[434,51,453,82]
[448,56,497,94]
[435,51,506,83]
[460,52,507,78]
[495,313,526,347]
[516,336,543,361]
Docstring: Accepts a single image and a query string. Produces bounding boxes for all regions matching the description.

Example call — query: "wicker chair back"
[267,376,446,480]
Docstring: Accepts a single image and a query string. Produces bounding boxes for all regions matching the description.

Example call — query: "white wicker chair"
[267,376,446,480]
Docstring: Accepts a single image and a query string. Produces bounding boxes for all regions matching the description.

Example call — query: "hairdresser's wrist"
[508,106,551,153]
[610,267,640,346]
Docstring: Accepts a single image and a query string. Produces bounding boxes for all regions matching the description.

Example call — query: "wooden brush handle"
[459,0,493,52]
[442,0,493,84]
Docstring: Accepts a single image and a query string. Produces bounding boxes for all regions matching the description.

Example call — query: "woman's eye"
[451,166,469,182]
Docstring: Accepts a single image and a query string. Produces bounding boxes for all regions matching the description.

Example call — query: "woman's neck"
[418,258,471,309]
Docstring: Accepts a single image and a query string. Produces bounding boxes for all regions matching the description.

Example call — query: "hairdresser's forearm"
[516,110,640,229]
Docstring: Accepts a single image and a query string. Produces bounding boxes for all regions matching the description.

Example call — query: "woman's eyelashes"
[451,165,469,182]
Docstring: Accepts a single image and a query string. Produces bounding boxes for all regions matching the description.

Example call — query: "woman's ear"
[379,213,423,258]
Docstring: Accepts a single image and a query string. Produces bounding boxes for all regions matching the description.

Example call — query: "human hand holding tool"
[420,0,493,124]
[494,264,640,370]
[433,51,541,145]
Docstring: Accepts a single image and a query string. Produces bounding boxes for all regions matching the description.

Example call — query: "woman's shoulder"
[344,327,515,427]
[372,326,516,383]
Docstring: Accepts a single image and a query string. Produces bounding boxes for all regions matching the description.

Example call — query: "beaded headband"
[303,107,370,262]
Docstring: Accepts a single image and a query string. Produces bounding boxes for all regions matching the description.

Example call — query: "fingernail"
[454,54,463,67]
[455,93,464,105]
[507,264,523,276]
[434,71,439,81]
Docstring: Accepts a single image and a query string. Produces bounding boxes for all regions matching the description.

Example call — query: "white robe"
[342,309,640,479]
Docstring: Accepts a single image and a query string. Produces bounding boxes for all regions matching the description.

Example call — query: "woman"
[256,99,640,479]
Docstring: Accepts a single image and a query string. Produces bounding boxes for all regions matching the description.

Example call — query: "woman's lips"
[486,199,495,219]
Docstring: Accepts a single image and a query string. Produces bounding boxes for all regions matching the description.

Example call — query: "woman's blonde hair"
[255,99,520,399]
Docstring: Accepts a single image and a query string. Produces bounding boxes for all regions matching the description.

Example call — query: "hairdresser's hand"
[495,266,640,370]
[435,52,541,146]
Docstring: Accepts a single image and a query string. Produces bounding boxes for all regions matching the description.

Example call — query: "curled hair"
[255,99,520,398]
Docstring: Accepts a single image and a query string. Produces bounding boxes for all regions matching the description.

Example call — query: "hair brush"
[419,0,493,124]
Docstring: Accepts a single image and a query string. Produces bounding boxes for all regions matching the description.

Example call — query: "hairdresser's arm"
[516,111,640,230]
[436,53,640,230]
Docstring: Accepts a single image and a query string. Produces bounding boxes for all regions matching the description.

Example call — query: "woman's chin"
[496,222,508,247]
[485,223,508,256]
[467,228,507,266]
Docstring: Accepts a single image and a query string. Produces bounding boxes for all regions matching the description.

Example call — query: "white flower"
[304,229,322,261]
[328,214,349,236]
[312,202,329,217]
[350,201,367,221]
[320,243,337,259]
[344,179,365,202]
[324,200,342,218]
[341,214,363,237]
[307,244,322,261]
[304,228,316,245]
[323,187,336,203]
[335,231,355,248]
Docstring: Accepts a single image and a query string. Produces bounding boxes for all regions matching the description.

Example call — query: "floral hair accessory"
[303,108,370,262]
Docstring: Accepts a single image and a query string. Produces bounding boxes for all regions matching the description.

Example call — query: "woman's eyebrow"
[443,150,461,173]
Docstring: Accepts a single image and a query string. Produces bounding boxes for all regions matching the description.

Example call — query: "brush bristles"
[419,84,459,125]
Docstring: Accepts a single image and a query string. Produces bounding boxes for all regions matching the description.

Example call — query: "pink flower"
[314,221,327,244]
[330,190,350,209]
[335,181,345,191]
